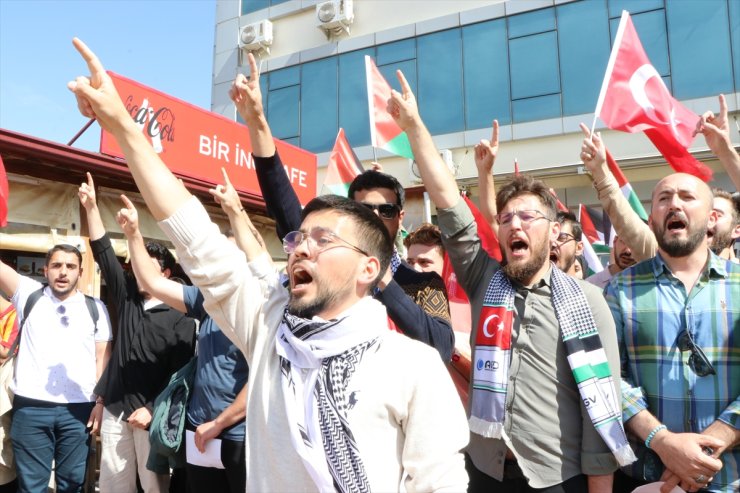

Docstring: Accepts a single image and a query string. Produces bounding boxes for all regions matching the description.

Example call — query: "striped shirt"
[606,251,739,492]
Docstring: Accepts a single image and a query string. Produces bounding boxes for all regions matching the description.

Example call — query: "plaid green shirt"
[606,252,739,492]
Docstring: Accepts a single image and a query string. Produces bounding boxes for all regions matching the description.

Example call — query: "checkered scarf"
[469,267,636,467]
[277,297,385,492]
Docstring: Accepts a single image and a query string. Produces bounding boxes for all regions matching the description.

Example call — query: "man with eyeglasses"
[605,171,740,493]
[68,39,469,493]
[0,245,113,492]
[387,71,632,492]
[551,211,584,278]
[232,55,454,362]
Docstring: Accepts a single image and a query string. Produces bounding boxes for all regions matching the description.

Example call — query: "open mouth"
[549,245,560,263]
[665,214,687,233]
[509,237,530,258]
[291,266,313,290]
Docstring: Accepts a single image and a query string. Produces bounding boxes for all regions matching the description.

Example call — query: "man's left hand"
[194,420,223,453]
[128,406,152,430]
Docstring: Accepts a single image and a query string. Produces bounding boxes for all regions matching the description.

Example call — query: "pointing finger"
[220,167,232,186]
[247,52,260,83]
[491,120,499,147]
[72,38,106,78]
[718,93,727,120]
[579,122,591,138]
[119,194,135,210]
[86,172,94,188]
[396,70,411,99]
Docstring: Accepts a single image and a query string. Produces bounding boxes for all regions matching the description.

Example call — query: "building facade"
[212,0,740,235]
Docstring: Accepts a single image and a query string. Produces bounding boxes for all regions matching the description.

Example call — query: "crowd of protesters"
[0,36,737,493]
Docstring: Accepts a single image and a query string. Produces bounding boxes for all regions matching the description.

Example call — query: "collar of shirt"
[651,250,729,282]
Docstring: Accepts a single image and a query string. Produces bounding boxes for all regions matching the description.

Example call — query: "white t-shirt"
[11,276,112,403]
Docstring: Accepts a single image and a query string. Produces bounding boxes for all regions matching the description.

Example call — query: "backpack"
[7,285,100,358]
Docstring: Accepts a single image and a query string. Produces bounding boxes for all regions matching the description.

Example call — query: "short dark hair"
[403,223,444,252]
[145,241,176,273]
[713,188,740,226]
[46,244,82,267]
[301,194,392,287]
[348,170,405,208]
[496,174,558,220]
[556,211,583,241]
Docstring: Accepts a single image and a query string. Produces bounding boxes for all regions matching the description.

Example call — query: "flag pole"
[372,145,378,163]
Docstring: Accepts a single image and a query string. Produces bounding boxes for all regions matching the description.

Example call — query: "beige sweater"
[159,197,469,492]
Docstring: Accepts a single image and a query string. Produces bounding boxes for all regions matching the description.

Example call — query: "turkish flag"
[0,155,8,227]
[595,11,711,181]
[475,305,512,349]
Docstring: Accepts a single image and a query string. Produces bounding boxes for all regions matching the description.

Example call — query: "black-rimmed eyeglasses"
[556,232,576,244]
[359,202,400,220]
[677,329,716,377]
[283,227,369,257]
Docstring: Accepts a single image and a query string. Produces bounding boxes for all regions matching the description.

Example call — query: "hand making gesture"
[475,120,500,176]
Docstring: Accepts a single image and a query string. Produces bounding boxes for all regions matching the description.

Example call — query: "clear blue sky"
[0,0,216,152]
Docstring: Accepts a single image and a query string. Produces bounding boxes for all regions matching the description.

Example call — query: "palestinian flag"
[578,204,607,276]
[549,188,570,213]
[606,149,648,221]
[365,56,414,159]
[320,128,364,196]
[581,204,613,251]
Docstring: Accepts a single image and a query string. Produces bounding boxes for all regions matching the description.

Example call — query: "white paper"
[632,482,684,493]
[185,429,225,469]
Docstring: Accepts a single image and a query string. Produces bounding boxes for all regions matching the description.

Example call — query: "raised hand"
[229,52,264,125]
[387,70,420,131]
[78,172,97,210]
[579,123,608,182]
[116,195,140,238]
[67,38,130,134]
[209,167,242,215]
[475,120,499,175]
[695,94,732,157]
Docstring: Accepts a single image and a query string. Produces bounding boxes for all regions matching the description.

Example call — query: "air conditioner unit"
[409,149,458,183]
[239,20,273,54]
[316,0,354,39]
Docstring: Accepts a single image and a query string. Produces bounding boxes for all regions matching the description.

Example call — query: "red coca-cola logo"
[125,95,176,152]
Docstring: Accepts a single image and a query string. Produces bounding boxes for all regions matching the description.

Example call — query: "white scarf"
[276,297,386,492]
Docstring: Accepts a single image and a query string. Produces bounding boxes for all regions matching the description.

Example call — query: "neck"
[521,262,551,288]
[660,245,709,291]
[719,247,736,260]
[608,264,622,275]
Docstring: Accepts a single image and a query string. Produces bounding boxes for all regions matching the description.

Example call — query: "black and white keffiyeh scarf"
[276,297,385,492]
[468,267,636,467]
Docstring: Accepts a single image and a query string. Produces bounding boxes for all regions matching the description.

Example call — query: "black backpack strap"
[83,295,100,334]
[7,286,45,359]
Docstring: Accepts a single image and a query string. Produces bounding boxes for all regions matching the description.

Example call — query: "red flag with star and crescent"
[595,10,711,181]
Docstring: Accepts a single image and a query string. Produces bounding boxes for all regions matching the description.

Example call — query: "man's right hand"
[116,195,140,238]
[78,172,97,210]
[229,52,264,125]
[474,120,499,176]
[579,123,609,182]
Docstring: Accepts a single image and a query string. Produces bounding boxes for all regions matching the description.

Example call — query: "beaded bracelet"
[645,424,667,449]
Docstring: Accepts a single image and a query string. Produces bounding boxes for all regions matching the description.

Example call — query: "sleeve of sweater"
[254,151,303,241]
[593,173,656,262]
[90,234,131,307]
[377,274,454,362]
[158,196,279,363]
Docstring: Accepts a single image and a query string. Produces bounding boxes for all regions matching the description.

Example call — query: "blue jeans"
[10,395,94,493]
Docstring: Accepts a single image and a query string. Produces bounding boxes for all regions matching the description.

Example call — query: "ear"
[549,220,561,243]
[732,223,740,240]
[575,241,584,256]
[648,214,654,232]
[162,267,172,279]
[707,209,718,231]
[357,255,381,291]
[397,209,405,229]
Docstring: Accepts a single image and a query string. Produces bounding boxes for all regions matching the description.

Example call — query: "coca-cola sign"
[100,71,316,205]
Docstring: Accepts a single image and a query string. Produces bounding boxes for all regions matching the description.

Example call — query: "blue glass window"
[508,8,555,39]
[610,10,669,78]
[300,57,338,153]
[241,0,290,15]
[417,29,464,135]
[338,48,373,147]
[379,59,417,97]
[557,0,611,115]
[731,0,740,92]
[269,66,300,90]
[462,19,511,127]
[608,0,663,18]
[510,31,561,100]
[376,39,415,65]
[666,0,734,99]
[267,85,299,142]
[512,94,561,123]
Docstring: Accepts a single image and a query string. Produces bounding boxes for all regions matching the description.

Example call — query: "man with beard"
[0,245,113,492]
[68,38,469,493]
[386,70,633,492]
[708,188,739,262]
[586,235,636,289]
[231,53,454,362]
[551,211,584,277]
[606,173,740,493]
